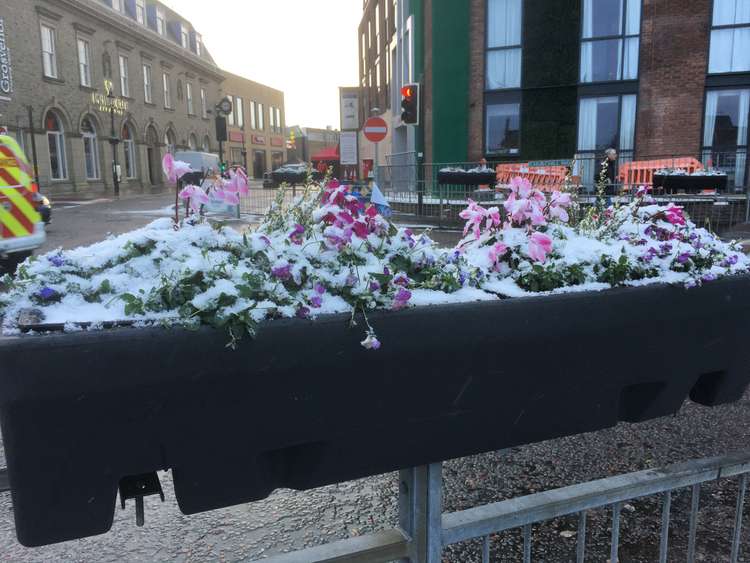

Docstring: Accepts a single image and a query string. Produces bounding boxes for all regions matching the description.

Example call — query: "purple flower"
[259,235,271,247]
[677,253,691,264]
[702,273,717,283]
[369,280,381,292]
[383,267,391,276]
[271,263,292,281]
[48,255,65,267]
[392,287,412,310]
[345,273,358,286]
[361,331,381,350]
[723,254,739,266]
[37,287,58,301]
[289,224,305,245]
[296,306,311,319]
[310,295,323,308]
[314,282,326,295]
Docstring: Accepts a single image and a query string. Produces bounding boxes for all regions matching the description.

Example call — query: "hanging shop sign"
[91,80,128,116]
[340,131,358,165]
[0,17,13,102]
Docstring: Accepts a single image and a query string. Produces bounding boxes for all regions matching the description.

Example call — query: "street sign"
[363,117,388,143]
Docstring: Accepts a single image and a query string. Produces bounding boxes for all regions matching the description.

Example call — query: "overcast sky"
[161,0,361,130]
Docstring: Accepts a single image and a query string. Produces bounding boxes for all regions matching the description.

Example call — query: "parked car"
[173,151,221,176]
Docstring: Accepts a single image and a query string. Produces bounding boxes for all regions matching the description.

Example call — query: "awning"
[311,145,340,162]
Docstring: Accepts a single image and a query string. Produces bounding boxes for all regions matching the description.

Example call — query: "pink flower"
[163,153,193,184]
[488,242,509,267]
[178,185,209,211]
[459,199,488,239]
[528,232,553,263]
[228,168,249,195]
[664,204,686,226]
[486,207,502,230]
[222,191,240,205]
[510,177,533,199]
[351,221,369,239]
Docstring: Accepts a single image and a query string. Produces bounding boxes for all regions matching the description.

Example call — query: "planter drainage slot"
[118,473,164,527]
[690,371,729,405]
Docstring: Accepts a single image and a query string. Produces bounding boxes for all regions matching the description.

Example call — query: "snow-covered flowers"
[1,175,748,354]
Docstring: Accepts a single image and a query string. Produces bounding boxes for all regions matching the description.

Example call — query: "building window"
[485,98,521,155]
[269,106,275,132]
[189,134,198,150]
[200,88,208,118]
[45,111,67,180]
[703,88,749,187]
[122,123,137,179]
[135,0,146,24]
[576,94,637,186]
[227,96,235,126]
[40,24,58,79]
[276,108,282,132]
[163,72,171,108]
[196,34,202,57]
[181,29,189,49]
[236,97,244,128]
[81,117,100,180]
[164,129,176,155]
[186,83,194,115]
[709,0,750,74]
[119,55,129,97]
[77,38,92,87]
[156,8,166,35]
[112,0,124,12]
[250,101,257,129]
[143,64,153,104]
[258,103,264,130]
[486,0,522,90]
[580,0,641,83]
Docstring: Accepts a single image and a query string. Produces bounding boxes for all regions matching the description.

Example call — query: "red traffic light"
[401,86,414,100]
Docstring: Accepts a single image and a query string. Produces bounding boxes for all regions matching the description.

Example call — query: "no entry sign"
[363,117,388,143]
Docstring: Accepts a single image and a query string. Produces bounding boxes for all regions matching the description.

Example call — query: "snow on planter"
[1,173,748,348]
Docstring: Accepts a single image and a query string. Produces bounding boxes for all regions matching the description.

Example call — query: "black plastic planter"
[437,170,498,186]
[271,170,323,186]
[652,174,728,193]
[1,276,750,547]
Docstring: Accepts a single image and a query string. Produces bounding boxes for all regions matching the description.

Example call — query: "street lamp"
[107,87,121,199]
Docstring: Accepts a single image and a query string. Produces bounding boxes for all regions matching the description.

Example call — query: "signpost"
[363,116,388,181]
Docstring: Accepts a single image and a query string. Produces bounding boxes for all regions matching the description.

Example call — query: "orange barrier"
[618,157,704,189]
[496,164,569,192]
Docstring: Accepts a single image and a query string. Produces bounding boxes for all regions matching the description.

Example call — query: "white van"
[174,151,221,176]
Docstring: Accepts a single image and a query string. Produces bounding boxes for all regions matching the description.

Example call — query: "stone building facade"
[221,71,286,180]
[0,0,224,196]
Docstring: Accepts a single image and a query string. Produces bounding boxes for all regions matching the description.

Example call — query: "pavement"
[1,193,749,561]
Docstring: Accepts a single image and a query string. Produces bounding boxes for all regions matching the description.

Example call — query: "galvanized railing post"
[399,463,443,563]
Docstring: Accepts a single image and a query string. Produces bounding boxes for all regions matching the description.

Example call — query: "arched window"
[188,133,198,151]
[122,122,137,179]
[81,116,100,180]
[164,129,176,155]
[202,135,210,152]
[45,111,67,180]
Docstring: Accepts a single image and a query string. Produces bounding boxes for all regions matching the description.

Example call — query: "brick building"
[0,0,224,196]
[221,71,286,180]
[362,0,750,190]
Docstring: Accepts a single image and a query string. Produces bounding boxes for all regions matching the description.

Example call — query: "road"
[1,193,749,561]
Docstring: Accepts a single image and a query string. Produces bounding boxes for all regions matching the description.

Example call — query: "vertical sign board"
[340,131,358,165]
[340,90,360,131]
[0,17,13,103]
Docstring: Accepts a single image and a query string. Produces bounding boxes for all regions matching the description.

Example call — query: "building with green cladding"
[360,0,749,191]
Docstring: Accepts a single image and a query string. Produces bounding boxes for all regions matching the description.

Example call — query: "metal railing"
[253,451,750,563]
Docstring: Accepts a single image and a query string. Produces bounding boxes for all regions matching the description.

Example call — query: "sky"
[161,0,361,130]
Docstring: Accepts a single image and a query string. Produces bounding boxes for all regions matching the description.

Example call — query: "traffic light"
[401,83,420,125]
[215,115,227,142]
